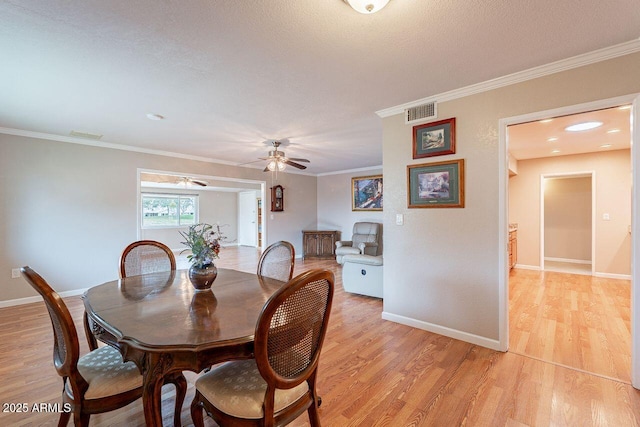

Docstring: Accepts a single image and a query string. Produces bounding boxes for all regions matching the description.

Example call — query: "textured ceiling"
[1,0,639,174]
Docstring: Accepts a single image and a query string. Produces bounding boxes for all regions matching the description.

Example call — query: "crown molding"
[376,39,640,118]
[0,126,238,164]
[0,126,315,176]
[317,164,383,177]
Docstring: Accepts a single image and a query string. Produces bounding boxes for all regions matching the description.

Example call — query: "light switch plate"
[396,214,404,225]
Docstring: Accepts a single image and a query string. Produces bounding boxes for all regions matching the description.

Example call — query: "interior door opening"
[500,94,637,387]
[541,173,594,275]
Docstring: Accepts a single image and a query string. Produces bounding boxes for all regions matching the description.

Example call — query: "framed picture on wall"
[413,117,456,159]
[407,159,464,208]
[352,175,383,211]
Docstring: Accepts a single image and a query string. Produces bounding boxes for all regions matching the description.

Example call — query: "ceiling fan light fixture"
[267,160,286,172]
[343,0,390,14]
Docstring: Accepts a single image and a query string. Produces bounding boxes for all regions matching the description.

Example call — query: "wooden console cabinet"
[302,230,338,260]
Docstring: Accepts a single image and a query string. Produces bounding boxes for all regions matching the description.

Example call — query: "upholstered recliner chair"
[335,222,380,264]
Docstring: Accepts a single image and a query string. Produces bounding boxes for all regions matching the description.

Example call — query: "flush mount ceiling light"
[564,121,602,132]
[343,0,390,14]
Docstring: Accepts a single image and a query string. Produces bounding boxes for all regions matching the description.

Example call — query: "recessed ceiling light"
[539,119,553,123]
[607,129,621,134]
[564,121,602,132]
[146,113,164,121]
[551,149,561,154]
[547,137,558,142]
[600,144,613,148]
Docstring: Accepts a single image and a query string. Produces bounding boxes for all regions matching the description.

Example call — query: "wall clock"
[271,185,284,212]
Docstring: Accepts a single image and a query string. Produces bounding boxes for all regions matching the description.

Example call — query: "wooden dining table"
[82,268,286,427]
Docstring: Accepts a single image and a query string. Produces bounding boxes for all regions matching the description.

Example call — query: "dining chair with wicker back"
[119,239,177,278]
[22,266,144,426]
[257,240,295,282]
[190,268,334,427]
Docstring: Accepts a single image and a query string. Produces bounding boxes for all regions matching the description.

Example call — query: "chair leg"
[307,402,321,427]
[57,410,71,427]
[190,393,205,427]
[166,372,187,427]
[72,411,90,427]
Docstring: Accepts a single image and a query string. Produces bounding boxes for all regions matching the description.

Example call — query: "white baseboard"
[514,264,540,271]
[594,272,632,280]
[0,288,87,309]
[381,311,502,351]
[544,257,591,265]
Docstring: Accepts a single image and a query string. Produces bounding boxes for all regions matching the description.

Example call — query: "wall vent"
[70,130,103,140]
[405,102,437,124]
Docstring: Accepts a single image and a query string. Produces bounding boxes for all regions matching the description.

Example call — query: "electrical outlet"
[11,268,21,279]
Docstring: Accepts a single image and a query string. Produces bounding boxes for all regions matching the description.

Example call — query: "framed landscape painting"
[413,117,456,159]
[352,175,383,211]
[407,159,464,208]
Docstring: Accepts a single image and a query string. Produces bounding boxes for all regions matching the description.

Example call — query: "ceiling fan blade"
[284,159,307,170]
[191,180,207,187]
[287,157,310,162]
[263,166,270,172]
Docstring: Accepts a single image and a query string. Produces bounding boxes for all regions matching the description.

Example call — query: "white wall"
[380,52,640,347]
[317,168,384,250]
[0,134,318,302]
[544,176,592,262]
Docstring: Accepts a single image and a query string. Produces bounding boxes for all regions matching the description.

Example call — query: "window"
[142,193,198,228]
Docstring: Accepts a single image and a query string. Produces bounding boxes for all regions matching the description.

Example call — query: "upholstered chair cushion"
[194,359,309,419]
[70,345,142,399]
[335,222,381,264]
[351,222,380,248]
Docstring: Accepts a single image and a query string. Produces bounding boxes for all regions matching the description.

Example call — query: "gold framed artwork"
[351,175,383,211]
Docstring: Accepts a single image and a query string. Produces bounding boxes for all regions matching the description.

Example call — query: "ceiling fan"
[179,176,208,187]
[259,141,310,172]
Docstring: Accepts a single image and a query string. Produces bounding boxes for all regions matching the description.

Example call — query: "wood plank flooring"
[1,247,639,426]
[509,268,632,383]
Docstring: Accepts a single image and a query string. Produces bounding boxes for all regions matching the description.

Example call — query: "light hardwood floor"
[509,268,632,383]
[1,247,639,426]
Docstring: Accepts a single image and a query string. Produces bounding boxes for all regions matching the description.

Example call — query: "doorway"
[136,169,266,251]
[541,173,594,275]
[499,94,638,387]
[238,190,259,247]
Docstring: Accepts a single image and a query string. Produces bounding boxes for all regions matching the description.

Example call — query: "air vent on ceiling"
[70,130,103,140]
[405,101,437,124]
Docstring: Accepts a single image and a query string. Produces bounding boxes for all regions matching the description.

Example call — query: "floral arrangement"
[179,223,226,268]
